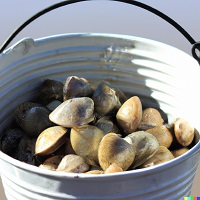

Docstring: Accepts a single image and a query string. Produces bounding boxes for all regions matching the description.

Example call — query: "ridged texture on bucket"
[0,33,200,200]
[0,152,199,200]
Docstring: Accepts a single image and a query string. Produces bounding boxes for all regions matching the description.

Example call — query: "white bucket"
[0,33,200,200]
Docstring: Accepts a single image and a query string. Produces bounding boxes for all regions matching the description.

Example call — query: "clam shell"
[116,96,142,135]
[171,147,190,158]
[92,83,121,118]
[98,133,135,171]
[96,116,121,135]
[138,108,164,131]
[70,125,104,165]
[49,97,94,127]
[35,126,67,156]
[146,125,173,148]
[39,79,63,105]
[39,155,63,171]
[174,118,194,147]
[15,102,54,138]
[56,154,90,173]
[140,146,175,168]
[63,76,91,101]
[124,131,159,168]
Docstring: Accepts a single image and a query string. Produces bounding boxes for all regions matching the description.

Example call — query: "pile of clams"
[0,76,195,174]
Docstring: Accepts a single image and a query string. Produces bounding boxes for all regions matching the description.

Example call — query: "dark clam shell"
[39,79,63,105]
[63,76,91,101]
[15,102,54,138]
[92,83,121,118]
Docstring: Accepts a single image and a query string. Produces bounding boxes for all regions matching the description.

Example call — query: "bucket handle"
[0,0,200,64]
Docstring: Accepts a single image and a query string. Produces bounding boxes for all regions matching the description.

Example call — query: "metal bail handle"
[192,42,200,64]
[0,0,200,64]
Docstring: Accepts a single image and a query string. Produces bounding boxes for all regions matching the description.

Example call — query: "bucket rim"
[1,32,198,61]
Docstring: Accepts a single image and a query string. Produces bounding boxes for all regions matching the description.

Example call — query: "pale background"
[0,0,199,199]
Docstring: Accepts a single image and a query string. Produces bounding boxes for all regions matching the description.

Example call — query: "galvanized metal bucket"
[0,1,200,200]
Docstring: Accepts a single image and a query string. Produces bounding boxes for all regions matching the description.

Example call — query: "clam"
[140,146,175,168]
[15,102,54,138]
[35,126,67,156]
[49,97,94,127]
[174,118,194,146]
[138,108,164,130]
[56,154,90,173]
[146,125,173,148]
[98,133,135,171]
[96,116,121,135]
[171,147,190,158]
[116,96,142,135]
[92,83,121,118]
[104,163,123,174]
[63,76,92,101]
[39,155,63,171]
[70,125,104,165]
[39,79,63,105]
[88,79,111,94]
[124,131,159,168]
